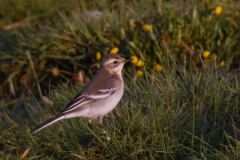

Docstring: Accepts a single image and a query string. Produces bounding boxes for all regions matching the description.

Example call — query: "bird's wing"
[61,86,116,113]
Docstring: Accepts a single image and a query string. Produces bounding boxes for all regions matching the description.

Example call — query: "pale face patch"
[104,58,125,75]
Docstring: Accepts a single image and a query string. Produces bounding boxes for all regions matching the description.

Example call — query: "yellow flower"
[220,60,225,67]
[143,24,150,31]
[110,47,119,54]
[155,64,163,72]
[96,52,101,60]
[136,60,143,67]
[131,56,138,64]
[52,68,59,77]
[215,6,222,16]
[137,70,143,77]
[203,51,210,58]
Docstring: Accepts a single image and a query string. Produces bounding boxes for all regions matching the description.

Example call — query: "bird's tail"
[30,114,65,134]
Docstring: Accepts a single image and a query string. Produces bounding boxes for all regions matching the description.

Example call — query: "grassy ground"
[1,0,240,159]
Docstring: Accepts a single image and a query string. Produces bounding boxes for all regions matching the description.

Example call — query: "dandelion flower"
[155,64,163,72]
[137,70,143,77]
[136,60,143,67]
[110,47,119,54]
[215,6,222,16]
[131,56,138,64]
[143,24,150,31]
[203,51,210,58]
[96,52,101,60]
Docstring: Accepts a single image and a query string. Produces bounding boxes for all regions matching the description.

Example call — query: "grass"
[1,62,240,159]
[1,0,240,159]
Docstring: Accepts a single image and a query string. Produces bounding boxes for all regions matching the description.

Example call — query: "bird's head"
[100,54,131,75]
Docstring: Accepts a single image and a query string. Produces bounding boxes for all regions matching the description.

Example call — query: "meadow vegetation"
[1,0,240,159]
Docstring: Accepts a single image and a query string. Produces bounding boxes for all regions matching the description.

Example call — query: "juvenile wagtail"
[30,54,131,138]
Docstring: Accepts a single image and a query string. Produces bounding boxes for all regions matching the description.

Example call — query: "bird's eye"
[113,61,118,64]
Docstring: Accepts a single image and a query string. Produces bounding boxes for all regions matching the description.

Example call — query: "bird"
[30,54,131,141]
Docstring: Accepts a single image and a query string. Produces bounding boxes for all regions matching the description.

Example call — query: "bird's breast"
[90,83,124,117]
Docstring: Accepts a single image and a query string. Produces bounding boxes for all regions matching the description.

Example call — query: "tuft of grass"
[1,0,240,159]
[1,55,240,159]
[1,0,240,102]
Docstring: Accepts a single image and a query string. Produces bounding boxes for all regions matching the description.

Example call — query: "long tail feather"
[30,114,65,134]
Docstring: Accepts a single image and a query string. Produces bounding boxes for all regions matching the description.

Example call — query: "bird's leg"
[88,119,93,131]
[99,116,113,143]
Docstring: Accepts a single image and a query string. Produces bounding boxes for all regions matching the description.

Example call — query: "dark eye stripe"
[106,61,119,69]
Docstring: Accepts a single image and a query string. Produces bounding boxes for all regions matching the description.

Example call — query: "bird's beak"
[123,59,132,63]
